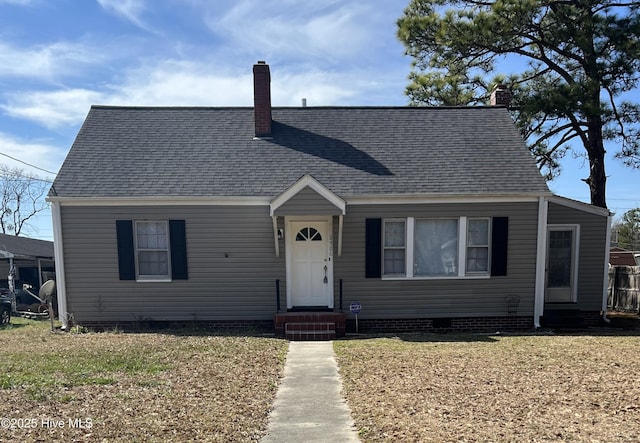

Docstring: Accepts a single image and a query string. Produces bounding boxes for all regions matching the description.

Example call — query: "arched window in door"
[295,227,322,241]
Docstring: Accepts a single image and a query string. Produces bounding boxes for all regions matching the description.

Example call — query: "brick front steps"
[274,312,346,341]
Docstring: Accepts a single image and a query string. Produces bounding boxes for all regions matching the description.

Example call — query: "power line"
[0,152,57,175]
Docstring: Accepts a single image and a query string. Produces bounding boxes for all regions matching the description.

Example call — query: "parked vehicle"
[0,285,56,316]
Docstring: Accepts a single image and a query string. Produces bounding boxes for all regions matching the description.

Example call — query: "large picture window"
[414,219,458,276]
[135,221,170,279]
[380,216,494,278]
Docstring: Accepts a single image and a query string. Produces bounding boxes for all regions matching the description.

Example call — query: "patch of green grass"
[60,393,77,403]
[69,324,90,334]
[136,379,162,388]
[0,372,56,393]
[68,375,116,386]
[0,320,170,402]
[76,352,168,375]
[0,351,166,390]
[25,385,54,402]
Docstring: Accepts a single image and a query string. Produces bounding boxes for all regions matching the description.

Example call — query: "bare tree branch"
[0,165,49,236]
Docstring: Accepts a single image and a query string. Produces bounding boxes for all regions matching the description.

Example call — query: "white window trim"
[465,217,492,276]
[382,216,492,280]
[406,217,415,278]
[382,219,407,277]
[459,216,467,277]
[413,217,460,278]
[546,224,580,303]
[134,220,172,282]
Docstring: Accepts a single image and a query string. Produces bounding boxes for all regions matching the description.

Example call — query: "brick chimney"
[490,84,511,107]
[253,61,272,138]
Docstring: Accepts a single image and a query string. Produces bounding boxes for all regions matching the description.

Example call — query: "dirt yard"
[335,333,640,442]
[0,319,287,442]
[4,319,640,442]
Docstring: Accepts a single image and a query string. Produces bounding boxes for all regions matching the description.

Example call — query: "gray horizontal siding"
[61,205,285,323]
[274,187,342,215]
[61,201,546,324]
[333,202,540,319]
[546,202,608,311]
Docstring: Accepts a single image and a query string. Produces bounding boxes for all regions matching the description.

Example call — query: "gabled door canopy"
[270,175,346,258]
[269,174,346,217]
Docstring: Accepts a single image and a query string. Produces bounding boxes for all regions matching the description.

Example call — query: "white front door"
[287,219,333,308]
[545,226,579,303]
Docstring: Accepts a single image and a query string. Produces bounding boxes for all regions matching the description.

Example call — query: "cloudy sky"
[0,0,638,241]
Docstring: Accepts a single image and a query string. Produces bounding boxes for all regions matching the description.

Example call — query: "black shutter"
[116,220,136,280]
[491,217,509,276]
[169,219,188,280]
[365,218,382,278]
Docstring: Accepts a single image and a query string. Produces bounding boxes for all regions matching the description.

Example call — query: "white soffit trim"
[270,174,346,216]
[48,192,553,208]
[46,196,271,207]
[548,195,611,217]
[346,194,547,205]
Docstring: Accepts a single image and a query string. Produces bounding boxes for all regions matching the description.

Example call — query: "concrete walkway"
[261,341,360,443]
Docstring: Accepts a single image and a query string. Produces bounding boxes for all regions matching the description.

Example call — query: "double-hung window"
[116,219,188,281]
[383,220,406,276]
[466,218,490,273]
[135,221,170,279]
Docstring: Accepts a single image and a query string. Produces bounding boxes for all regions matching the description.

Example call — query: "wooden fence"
[608,266,640,313]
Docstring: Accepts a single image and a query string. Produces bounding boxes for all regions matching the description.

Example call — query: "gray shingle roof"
[51,106,550,198]
[0,233,53,259]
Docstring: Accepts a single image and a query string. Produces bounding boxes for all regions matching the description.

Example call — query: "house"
[48,61,611,335]
[0,233,55,290]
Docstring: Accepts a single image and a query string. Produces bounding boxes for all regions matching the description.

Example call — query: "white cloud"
[114,61,255,106]
[0,41,106,80]
[115,60,364,107]
[0,62,254,129]
[203,0,381,63]
[0,0,34,4]
[0,132,64,177]
[96,0,152,32]
[0,0,408,130]
[273,69,360,105]
[1,88,105,129]
[1,54,408,130]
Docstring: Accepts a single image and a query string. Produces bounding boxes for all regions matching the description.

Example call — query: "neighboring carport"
[0,233,55,290]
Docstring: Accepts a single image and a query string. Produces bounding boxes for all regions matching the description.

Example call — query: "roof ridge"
[90,105,509,111]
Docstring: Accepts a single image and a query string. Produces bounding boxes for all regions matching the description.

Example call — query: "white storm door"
[288,220,332,308]
[545,226,579,303]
